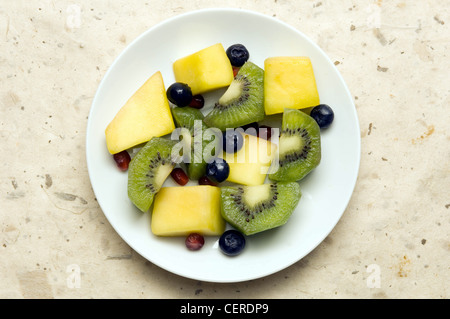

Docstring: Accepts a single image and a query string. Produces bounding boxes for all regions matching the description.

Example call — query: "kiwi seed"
[229,184,279,222]
[220,182,302,236]
[278,128,312,167]
[144,151,174,191]
[214,75,251,111]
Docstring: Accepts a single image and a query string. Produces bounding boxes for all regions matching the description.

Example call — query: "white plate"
[86,8,360,283]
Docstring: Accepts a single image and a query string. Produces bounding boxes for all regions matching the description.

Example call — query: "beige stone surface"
[1,0,449,299]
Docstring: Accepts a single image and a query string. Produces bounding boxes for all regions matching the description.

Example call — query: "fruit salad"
[105,43,334,256]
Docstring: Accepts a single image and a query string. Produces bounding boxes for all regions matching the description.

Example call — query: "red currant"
[185,233,205,251]
[232,66,240,77]
[170,167,189,186]
[189,95,205,109]
[113,150,131,171]
[198,175,217,186]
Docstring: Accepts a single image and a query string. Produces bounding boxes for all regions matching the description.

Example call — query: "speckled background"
[1,0,449,299]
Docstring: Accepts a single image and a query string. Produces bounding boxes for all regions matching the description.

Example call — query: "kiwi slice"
[171,107,220,179]
[172,106,204,129]
[269,108,321,182]
[127,137,176,212]
[220,182,301,235]
[203,61,265,131]
[188,120,214,180]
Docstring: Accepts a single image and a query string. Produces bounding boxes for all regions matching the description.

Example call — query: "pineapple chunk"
[222,133,277,186]
[151,186,225,236]
[264,57,320,115]
[105,71,175,154]
[173,43,234,95]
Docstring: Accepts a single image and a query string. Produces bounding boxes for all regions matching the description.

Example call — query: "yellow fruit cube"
[222,133,277,186]
[264,57,320,115]
[173,43,234,95]
[151,186,225,236]
[105,71,175,154]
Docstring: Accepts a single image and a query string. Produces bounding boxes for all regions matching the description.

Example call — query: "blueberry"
[310,104,334,129]
[166,82,193,107]
[219,230,246,256]
[206,158,230,183]
[222,129,244,153]
[226,44,250,67]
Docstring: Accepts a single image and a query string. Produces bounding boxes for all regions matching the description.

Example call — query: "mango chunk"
[222,133,277,186]
[264,57,320,115]
[105,71,175,154]
[173,43,234,95]
[151,186,225,236]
